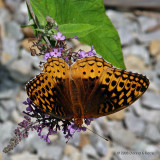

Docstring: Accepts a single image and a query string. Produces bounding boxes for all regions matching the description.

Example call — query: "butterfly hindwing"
[84,67,149,117]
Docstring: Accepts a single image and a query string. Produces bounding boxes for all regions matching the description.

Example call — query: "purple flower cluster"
[44,48,62,60]
[3,97,95,153]
[78,46,96,59]
[44,26,97,64]
[3,26,97,153]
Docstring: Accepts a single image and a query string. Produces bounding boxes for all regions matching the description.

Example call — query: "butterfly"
[26,56,149,127]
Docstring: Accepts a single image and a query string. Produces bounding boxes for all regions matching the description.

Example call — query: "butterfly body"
[26,56,149,127]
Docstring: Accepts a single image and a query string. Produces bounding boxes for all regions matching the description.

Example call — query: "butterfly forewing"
[26,58,73,119]
[84,67,149,118]
[70,56,113,104]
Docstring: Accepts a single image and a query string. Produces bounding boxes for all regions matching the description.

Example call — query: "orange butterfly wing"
[26,57,73,119]
[84,67,149,118]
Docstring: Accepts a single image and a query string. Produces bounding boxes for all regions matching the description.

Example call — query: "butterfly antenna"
[84,126,109,141]
[66,128,77,144]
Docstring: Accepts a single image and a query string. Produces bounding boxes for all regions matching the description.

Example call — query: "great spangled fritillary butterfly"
[26,56,149,127]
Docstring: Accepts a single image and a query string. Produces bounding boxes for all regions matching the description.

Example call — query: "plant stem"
[26,0,51,46]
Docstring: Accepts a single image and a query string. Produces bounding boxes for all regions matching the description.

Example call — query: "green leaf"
[29,0,125,69]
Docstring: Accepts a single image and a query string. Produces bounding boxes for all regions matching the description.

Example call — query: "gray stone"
[5,21,24,40]
[10,110,23,123]
[144,123,160,143]
[38,145,63,160]
[90,134,108,156]
[10,152,39,160]
[138,16,158,32]
[2,38,18,64]
[0,9,11,24]
[131,140,148,151]
[79,154,89,160]
[95,139,107,156]
[13,2,28,24]
[133,101,160,124]
[62,156,70,160]
[20,49,42,70]
[0,79,20,99]
[113,145,142,160]
[123,45,150,64]
[155,60,160,75]
[5,0,21,11]
[92,121,104,138]
[117,28,134,45]
[70,150,81,160]
[0,154,11,160]
[142,91,160,110]
[108,121,137,148]
[124,112,146,136]
[68,132,80,147]
[9,59,32,83]
[0,121,15,143]
[16,90,29,114]
[137,30,160,43]
[0,107,9,121]
[0,99,17,112]
[82,145,99,160]
[106,10,135,29]
[25,131,48,152]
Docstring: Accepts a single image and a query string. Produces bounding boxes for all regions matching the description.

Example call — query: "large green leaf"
[29,0,125,69]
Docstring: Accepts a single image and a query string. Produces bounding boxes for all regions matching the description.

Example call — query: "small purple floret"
[54,32,65,41]
[50,48,62,57]
[79,50,86,59]
[44,52,51,60]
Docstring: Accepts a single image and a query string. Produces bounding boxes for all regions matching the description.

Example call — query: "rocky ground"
[0,0,160,160]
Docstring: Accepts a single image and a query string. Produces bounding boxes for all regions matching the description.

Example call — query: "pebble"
[70,150,81,160]
[113,145,142,160]
[10,110,24,124]
[144,123,160,143]
[96,141,108,156]
[108,121,137,148]
[2,38,18,64]
[9,59,32,83]
[138,16,158,32]
[82,145,99,160]
[0,106,9,121]
[62,156,70,160]
[0,99,17,112]
[38,145,64,160]
[142,91,160,110]
[124,112,146,136]
[107,110,125,120]
[123,45,150,64]
[132,100,160,124]
[124,55,146,72]
[131,139,148,151]
[117,28,134,45]
[0,121,15,143]
[13,2,28,24]
[5,0,21,11]
[149,40,160,57]
[5,21,24,40]
[0,8,11,24]
[64,144,78,156]
[25,132,48,153]
[0,79,20,99]
[10,152,39,160]
[137,30,160,43]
